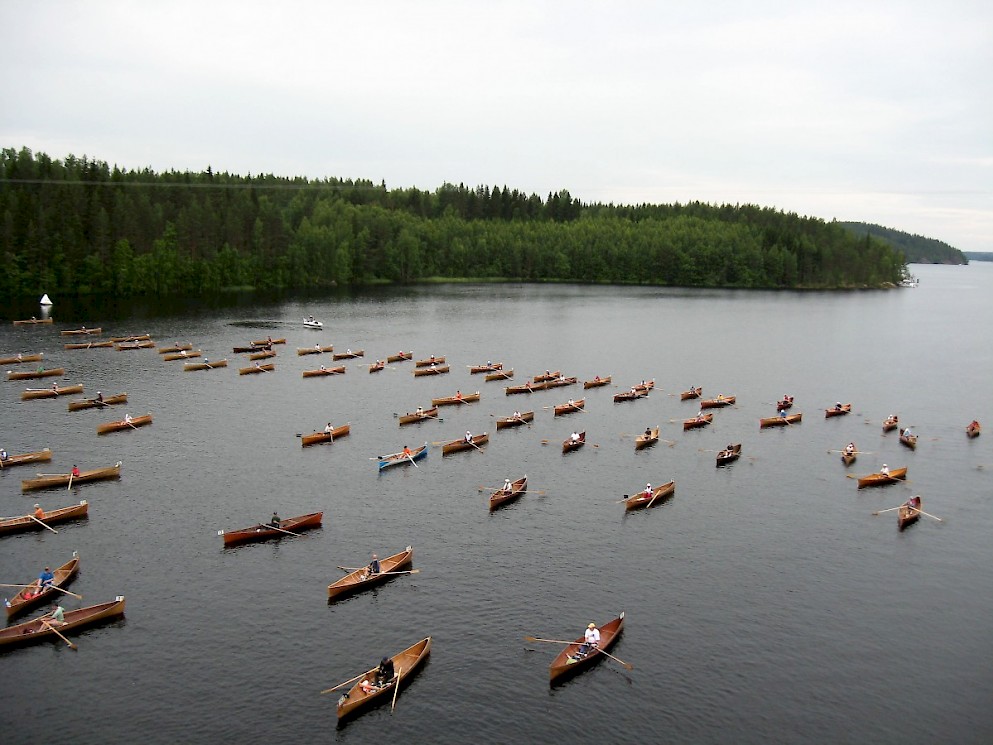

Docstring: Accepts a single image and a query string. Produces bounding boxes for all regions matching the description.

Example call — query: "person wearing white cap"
[880,464,890,476]
[575,622,601,658]
[464,430,473,444]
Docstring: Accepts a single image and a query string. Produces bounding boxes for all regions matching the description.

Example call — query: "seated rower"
[880,464,890,476]
[845,443,856,456]
[71,465,80,478]
[902,427,913,437]
[319,365,327,372]
[401,445,413,459]
[574,623,600,658]
[464,430,473,444]
[34,503,45,520]
[512,410,522,420]
[779,408,787,418]
[415,406,424,415]
[324,422,334,434]
[45,603,66,626]
[502,478,513,493]
[375,656,395,686]
[0,447,8,461]
[96,391,104,402]
[52,382,59,391]
[455,390,462,401]
[39,566,55,589]
[643,483,653,498]
[644,427,652,438]
[124,413,133,424]
[570,431,581,443]
[269,512,281,528]
[594,375,601,382]
[726,443,735,453]
[835,402,843,410]
[367,554,381,575]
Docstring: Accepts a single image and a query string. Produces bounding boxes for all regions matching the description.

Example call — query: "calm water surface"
[1,264,991,744]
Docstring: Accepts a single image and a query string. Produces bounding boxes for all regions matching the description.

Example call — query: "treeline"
[0,146,906,297]
[838,221,967,265]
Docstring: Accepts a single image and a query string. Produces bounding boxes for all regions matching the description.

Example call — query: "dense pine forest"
[838,221,967,265]
[1,147,906,297]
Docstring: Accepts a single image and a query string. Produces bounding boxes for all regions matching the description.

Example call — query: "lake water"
[1,264,991,744]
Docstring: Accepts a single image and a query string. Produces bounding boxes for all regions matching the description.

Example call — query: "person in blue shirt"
[367,554,381,575]
[39,566,55,589]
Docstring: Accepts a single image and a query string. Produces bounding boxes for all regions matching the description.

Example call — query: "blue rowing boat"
[377,442,428,471]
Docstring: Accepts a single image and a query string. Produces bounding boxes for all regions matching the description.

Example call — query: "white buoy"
[39,293,53,306]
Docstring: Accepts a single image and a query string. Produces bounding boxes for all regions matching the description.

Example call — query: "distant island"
[1,146,908,297]
[837,221,967,265]
[964,252,993,262]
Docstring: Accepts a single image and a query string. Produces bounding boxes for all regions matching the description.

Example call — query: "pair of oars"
[0,582,82,599]
[524,636,633,670]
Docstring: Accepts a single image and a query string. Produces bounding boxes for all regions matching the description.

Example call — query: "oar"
[406,455,419,468]
[391,668,402,712]
[523,637,633,670]
[871,506,903,515]
[0,583,83,600]
[320,671,367,694]
[647,489,662,508]
[40,619,77,650]
[67,472,73,490]
[30,515,58,534]
[914,508,943,522]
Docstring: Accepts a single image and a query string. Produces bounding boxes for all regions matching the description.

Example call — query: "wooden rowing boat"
[413,365,449,376]
[220,512,323,546]
[622,481,675,510]
[239,363,275,375]
[533,370,561,383]
[825,403,852,418]
[69,393,128,411]
[545,376,578,389]
[377,444,428,470]
[332,349,364,360]
[882,416,899,433]
[97,413,152,435]
[0,500,88,534]
[700,395,735,409]
[760,412,803,428]
[398,407,439,425]
[0,596,125,648]
[297,345,334,356]
[22,463,122,492]
[248,349,276,361]
[495,411,533,429]
[469,362,503,374]
[301,424,351,447]
[415,356,445,367]
[717,444,742,466]
[635,380,655,393]
[584,376,611,389]
[0,448,52,468]
[613,389,648,403]
[485,368,513,382]
[328,546,414,599]
[21,384,83,400]
[635,426,660,450]
[562,431,586,453]
[115,340,154,350]
[777,396,794,410]
[0,353,43,364]
[184,360,227,371]
[441,433,489,455]
[899,430,918,449]
[110,334,150,343]
[680,387,702,400]
[966,421,981,438]
[7,368,64,381]
[387,351,412,363]
[489,475,527,510]
[554,398,585,416]
[162,350,201,361]
[12,318,53,325]
[233,345,267,354]
[368,360,386,373]
[898,496,922,529]
[302,366,346,377]
[60,327,102,336]
[841,448,857,466]
[335,637,432,721]
[505,381,545,394]
[157,343,193,354]
[5,554,81,619]
[683,413,713,430]
[250,337,285,346]
[64,340,113,349]
[857,466,908,489]
[431,391,480,407]
[549,613,624,684]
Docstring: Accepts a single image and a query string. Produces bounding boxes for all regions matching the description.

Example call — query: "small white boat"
[303,317,323,329]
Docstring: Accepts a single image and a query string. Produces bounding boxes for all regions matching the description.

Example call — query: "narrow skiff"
[239,363,275,375]
[110,334,151,343]
[12,318,53,325]
[162,350,201,361]
[898,496,922,529]
[398,407,439,425]
[562,431,586,453]
[248,349,276,361]
[21,463,122,492]
[505,381,545,394]
[301,424,351,447]
[184,360,227,371]
[335,637,432,721]
[412,365,449,377]
[387,352,413,363]
[64,340,112,349]
[7,368,64,381]
[377,444,428,471]
[0,448,52,468]
[297,345,334,356]
[485,369,514,382]
[856,467,908,489]
[5,554,80,619]
[700,395,735,409]
[622,482,675,510]
[0,353,43,364]
[332,349,364,360]
[548,613,624,684]
[680,387,703,400]
[115,340,155,350]
[469,363,503,374]
[760,413,803,428]
[966,421,981,438]
[825,403,852,418]
[0,596,124,648]
[489,476,527,510]
[683,413,713,430]
[21,384,83,400]
[613,389,648,403]
[441,433,489,455]
[327,546,414,599]
[250,337,285,346]
[0,500,88,534]
[532,370,562,383]
[717,444,742,466]
[882,416,899,433]
[60,327,102,336]
[415,356,446,367]
[635,426,660,450]
[96,413,152,435]
[157,343,193,354]
[554,399,585,416]
[431,391,481,407]
[368,360,386,373]
[899,430,918,450]
[495,411,533,429]
[219,512,323,546]
[583,376,611,389]
[302,366,346,378]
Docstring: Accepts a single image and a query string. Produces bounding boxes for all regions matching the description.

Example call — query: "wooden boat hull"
[332,350,364,360]
[825,404,852,418]
[110,334,151,343]
[157,344,193,354]
[248,350,276,361]
[5,555,81,619]
[700,396,735,408]
[506,382,545,394]
[184,360,228,371]
[635,427,660,449]
[12,318,53,325]
[378,444,428,470]
[533,371,561,383]
[239,363,275,375]
[495,412,533,429]
[96,414,152,435]
[623,481,675,510]
[387,352,412,363]
[0,448,52,468]
[60,328,102,336]
[900,433,918,449]
[489,476,527,510]
[328,547,414,599]
[221,512,323,546]
[0,353,44,364]
[0,500,89,534]
[250,337,285,346]
[442,433,489,455]
[584,376,611,389]
[0,596,124,648]
[7,368,64,381]
[469,363,503,374]
[760,413,803,428]
[485,369,514,382]
[115,341,155,350]
[841,452,857,466]
[398,407,439,425]
[545,377,578,389]
[683,414,713,430]
[297,346,334,355]
[680,387,702,400]
[562,432,586,453]
[717,444,742,466]
[898,497,922,529]
[882,419,899,432]
[857,467,908,489]
[336,637,432,721]
[21,463,121,492]
[549,613,624,684]
[163,351,200,361]
[21,384,83,400]
[415,357,446,367]
[302,366,346,377]
[233,345,266,354]
[64,340,113,349]
[554,399,585,416]
[966,423,981,438]
[368,361,385,373]
[301,425,351,447]
[413,365,449,376]
[613,390,648,403]
[431,392,481,407]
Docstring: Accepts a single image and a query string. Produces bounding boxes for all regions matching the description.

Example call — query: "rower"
[464,430,473,443]
[39,566,55,589]
[570,431,581,443]
[644,483,652,498]
[124,413,133,424]
[880,464,890,476]
[573,622,600,659]
[324,422,334,434]
[726,443,735,453]
[502,478,513,493]
[902,427,913,437]
[34,503,45,520]
[835,402,843,410]
[513,410,522,420]
[845,443,856,456]
[415,406,424,415]
[269,512,281,527]
[402,445,413,458]
[644,427,652,438]
[375,656,395,686]
[0,447,7,462]
[455,390,462,401]
[71,465,80,478]
[368,553,381,575]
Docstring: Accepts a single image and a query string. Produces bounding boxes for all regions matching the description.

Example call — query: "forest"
[1,147,907,297]
[838,221,966,265]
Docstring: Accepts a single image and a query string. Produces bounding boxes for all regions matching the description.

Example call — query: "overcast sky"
[2,1,990,251]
